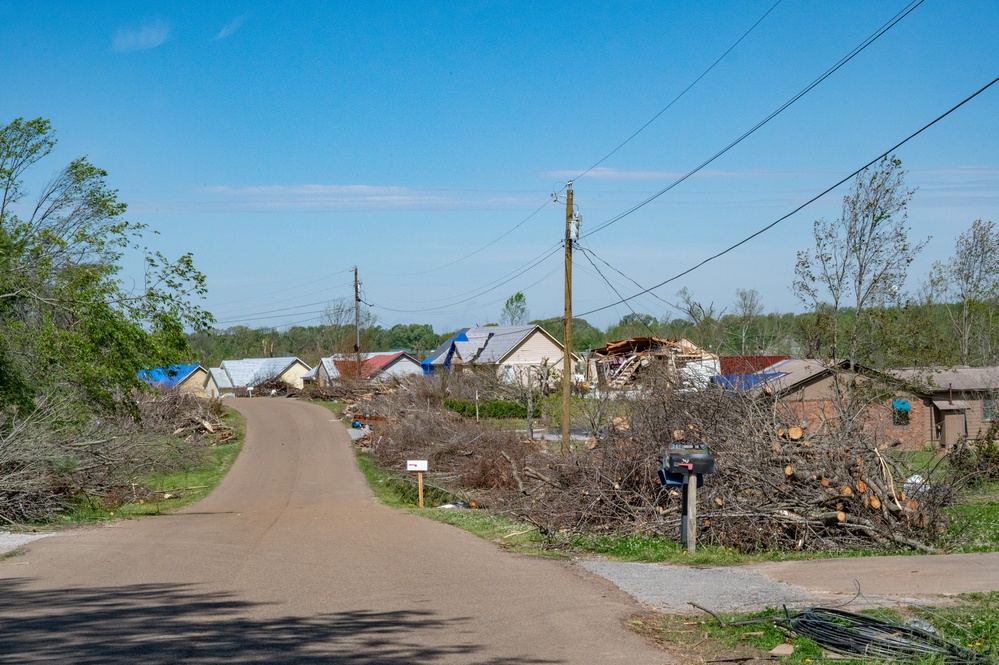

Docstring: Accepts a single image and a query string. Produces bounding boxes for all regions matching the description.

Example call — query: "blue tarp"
[712,372,784,392]
[892,399,911,412]
[421,330,469,375]
[138,363,199,388]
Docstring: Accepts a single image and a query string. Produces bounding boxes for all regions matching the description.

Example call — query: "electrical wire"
[578,242,686,315]
[581,0,925,240]
[366,0,783,282]
[573,0,785,183]
[578,247,656,334]
[376,198,556,278]
[377,241,562,306]
[778,607,989,664]
[209,270,353,307]
[368,244,562,314]
[577,74,999,319]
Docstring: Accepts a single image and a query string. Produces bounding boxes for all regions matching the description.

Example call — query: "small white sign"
[407,460,428,472]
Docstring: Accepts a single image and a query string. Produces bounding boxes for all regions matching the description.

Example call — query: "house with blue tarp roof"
[421,325,573,384]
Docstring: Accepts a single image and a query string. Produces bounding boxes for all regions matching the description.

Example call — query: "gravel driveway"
[579,559,823,614]
[0,532,50,555]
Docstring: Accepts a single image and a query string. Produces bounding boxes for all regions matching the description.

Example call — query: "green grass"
[312,400,348,417]
[947,486,999,553]
[354,449,556,554]
[66,407,246,521]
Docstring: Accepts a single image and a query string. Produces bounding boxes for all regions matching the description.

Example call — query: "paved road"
[0,399,669,664]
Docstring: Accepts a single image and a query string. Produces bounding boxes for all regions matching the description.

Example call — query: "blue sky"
[2,1,997,334]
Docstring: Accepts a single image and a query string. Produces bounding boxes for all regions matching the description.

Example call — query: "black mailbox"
[666,446,715,475]
[657,443,714,486]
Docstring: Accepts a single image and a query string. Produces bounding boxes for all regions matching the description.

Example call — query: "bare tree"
[929,219,999,365]
[794,156,927,368]
[732,288,764,355]
[314,297,377,363]
[677,287,724,350]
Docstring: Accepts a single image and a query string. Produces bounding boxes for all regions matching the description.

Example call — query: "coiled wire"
[777,607,990,664]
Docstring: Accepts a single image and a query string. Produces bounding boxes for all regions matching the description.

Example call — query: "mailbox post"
[407,460,428,507]
[657,444,715,554]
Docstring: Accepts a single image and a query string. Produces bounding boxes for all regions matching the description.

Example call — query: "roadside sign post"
[407,460,428,508]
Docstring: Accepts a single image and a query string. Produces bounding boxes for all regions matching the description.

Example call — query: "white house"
[204,357,312,397]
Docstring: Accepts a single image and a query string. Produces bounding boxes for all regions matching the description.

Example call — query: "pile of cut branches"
[126,392,235,444]
[360,374,956,553]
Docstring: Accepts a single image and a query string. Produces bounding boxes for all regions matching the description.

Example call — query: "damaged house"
[586,337,720,391]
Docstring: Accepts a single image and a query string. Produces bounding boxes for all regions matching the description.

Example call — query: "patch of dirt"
[627,612,775,665]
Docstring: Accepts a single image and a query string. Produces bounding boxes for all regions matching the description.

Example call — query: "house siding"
[503,331,564,367]
[278,364,309,389]
[176,367,209,398]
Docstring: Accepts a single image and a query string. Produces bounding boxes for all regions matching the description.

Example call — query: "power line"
[365,1,783,283]
[573,0,785,183]
[378,242,562,306]
[377,199,556,278]
[581,0,925,240]
[209,269,353,307]
[578,241,686,315]
[578,246,656,334]
[368,244,562,314]
[577,74,999,318]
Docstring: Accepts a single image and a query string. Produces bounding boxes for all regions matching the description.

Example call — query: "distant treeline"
[187,300,999,370]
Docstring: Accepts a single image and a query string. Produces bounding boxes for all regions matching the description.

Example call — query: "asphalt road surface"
[0,399,669,664]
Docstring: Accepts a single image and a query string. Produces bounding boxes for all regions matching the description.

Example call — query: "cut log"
[820,478,830,487]
[840,486,853,496]
[777,427,787,438]
[788,426,803,441]
[837,511,846,522]
[870,496,882,510]
[855,480,868,494]
[784,465,794,477]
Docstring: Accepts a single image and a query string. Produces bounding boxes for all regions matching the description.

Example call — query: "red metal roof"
[719,355,790,375]
[333,352,405,379]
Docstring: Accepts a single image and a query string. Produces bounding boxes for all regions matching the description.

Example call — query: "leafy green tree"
[500,292,529,326]
[0,117,211,412]
[605,313,660,341]
[531,317,603,352]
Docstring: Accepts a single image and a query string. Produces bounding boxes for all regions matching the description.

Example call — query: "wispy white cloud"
[215,14,249,40]
[198,183,534,212]
[113,19,170,52]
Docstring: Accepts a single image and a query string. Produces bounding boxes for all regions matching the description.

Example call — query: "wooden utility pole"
[353,266,361,378]
[562,183,574,454]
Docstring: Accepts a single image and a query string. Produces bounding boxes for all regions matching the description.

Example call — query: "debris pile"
[587,337,719,390]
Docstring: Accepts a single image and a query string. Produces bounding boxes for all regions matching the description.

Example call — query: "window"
[985,398,997,422]
[892,399,911,427]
